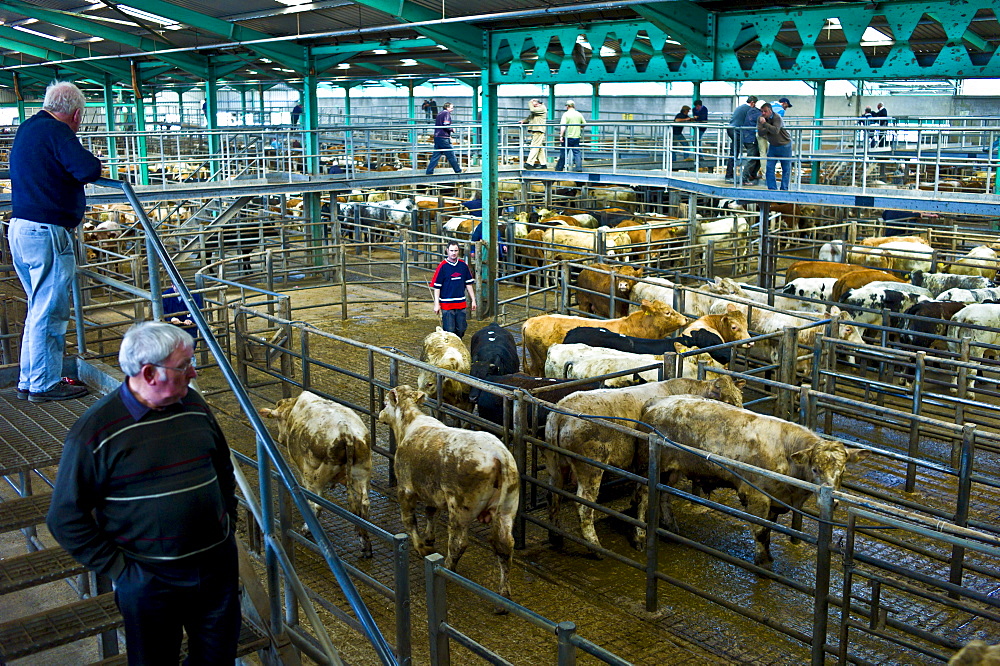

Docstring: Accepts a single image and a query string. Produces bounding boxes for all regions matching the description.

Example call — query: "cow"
[641,395,868,566]
[629,276,749,317]
[839,284,932,327]
[378,386,518,605]
[860,235,929,247]
[469,323,518,379]
[540,225,631,261]
[948,640,1000,665]
[935,286,1000,304]
[946,245,1000,279]
[614,218,684,245]
[575,263,644,317]
[740,306,867,374]
[781,278,838,305]
[520,299,689,375]
[899,300,967,351]
[877,240,935,274]
[545,343,662,387]
[948,304,1000,391]
[417,327,472,414]
[470,372,601,435]
[260,391,372,557]
[910,271,994,298]
[770,203,820,235]
[696,216,749,251]
[671,306,752,377]
[831,269,906,301]
[545,376,746,554]
[785,260,867,283]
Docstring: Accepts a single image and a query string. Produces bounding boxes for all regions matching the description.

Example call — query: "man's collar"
[120,380,151,421]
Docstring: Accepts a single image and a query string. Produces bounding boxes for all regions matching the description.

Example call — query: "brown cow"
[614,218,684,245]
[771,203,819,234]
[785,260,865,283]
[575,263,644,317]
[261,391,372,557]
[860,235,928,247]
[417,327,472,414]
[673,305,752,377]
[379,385,519,604]
[545,376,745,554]
[642,396,868,566]
[831,269,905,301]
[521,299,689,375]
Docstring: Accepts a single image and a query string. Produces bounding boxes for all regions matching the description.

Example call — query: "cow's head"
[708,376,746,408]
[470,359,500,380]
[379,385,425,425]
[259,393,301,420]
[791,439,869,490]
[721,304,752,347]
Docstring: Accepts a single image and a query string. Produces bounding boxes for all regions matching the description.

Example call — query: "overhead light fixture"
[372,49,388,55]
[117,5,180,28]
[12,25,64,42]
[337,63,350,69]
[400,59,418,66]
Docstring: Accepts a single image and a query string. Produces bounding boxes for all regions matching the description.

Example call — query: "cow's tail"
[479,456,519,523]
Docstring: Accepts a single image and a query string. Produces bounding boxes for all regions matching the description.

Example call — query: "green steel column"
[591,82,601,141]
[134,91,150,186]
[257,84,266,124]
[470,82,480,165]
[177,91,183,125]
[811,80,826,185]
[240,88,247,125]
[103,74,119,180]
[547,85,555,122]
[407,81,417,148]
[205,59,220,180]
[303,67,319,176]
[692,81,701,105]
[481,65,499,318]
[343,85,352,125]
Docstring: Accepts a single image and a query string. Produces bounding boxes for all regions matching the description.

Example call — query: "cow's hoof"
[417,544,437,557]
[547,531,564,549]
[587,548,605,561]
[492,604,510,616]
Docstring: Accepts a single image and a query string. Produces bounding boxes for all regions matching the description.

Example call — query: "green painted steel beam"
[415,58,463,74]
[0,0,209,78]
[344,0,484,65]
[312,38,437,56]
[0,26,130,79]
[119,0,306,71]
[489,0,1000,84]
[353,62,398,77]
[315,54,353,74]
[632,1,712,61]
[0,40,120,83]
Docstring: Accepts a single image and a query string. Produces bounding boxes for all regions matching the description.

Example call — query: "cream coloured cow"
[261,391,372,557]
[417,327,472,414]
[544,343,661,387]
[378,385,519,604]
[545,376,745,554]
[641,395,868,566]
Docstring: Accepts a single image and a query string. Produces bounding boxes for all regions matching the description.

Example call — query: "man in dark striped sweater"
[48,321,240,663]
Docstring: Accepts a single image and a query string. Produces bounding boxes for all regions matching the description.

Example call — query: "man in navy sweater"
[431,241,477,339]
[9,81,102,402]
[48,321,241,664]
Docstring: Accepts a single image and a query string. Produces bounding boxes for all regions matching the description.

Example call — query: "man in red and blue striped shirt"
[431,241,477,339]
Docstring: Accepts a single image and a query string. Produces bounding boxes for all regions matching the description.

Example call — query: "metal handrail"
[93,176,398,666]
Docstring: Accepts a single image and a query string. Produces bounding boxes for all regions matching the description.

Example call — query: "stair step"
[88,616,271,665]
[0,592,122,662]
[0,546,86,594]
[0,493,52,534]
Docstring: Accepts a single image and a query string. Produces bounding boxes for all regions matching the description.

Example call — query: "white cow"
[417,327,472,414]
[545,343,662,387]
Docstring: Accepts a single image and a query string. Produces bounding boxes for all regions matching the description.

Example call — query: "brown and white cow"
[521,299,689,375]
[641,395,868,566]
[378,385,519,604]
[672,306,752,378]
[574,263,644,318]
[831,268,904,301]
[545,377,745,554]
[785,260,865,283]
[261,391,372,557]
[417,327,472,414]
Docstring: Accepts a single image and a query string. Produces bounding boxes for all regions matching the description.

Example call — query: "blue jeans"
[114,539,241,666]
[766,143,792,190]
[555,137,582,171]
[8,218,76,393]
[426,136,461,174]
[441,308,468,339]
[672,135,690,163]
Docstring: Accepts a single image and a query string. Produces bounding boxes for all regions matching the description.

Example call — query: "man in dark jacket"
[9,80,102,402]
[426,102,462,174]
[48,321,241,664]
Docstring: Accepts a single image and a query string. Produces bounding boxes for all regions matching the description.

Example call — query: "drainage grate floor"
[0,391,99,476]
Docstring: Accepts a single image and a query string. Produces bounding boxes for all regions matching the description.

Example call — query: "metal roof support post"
[811,80,825,185]
[406,81,417,148]
[133,88,149,186]
[257,84,266,125]
[591,82,601,142]
[547,85,556,123]
[481,59,499,319]
[343,85,352,125]
[239,87,247,125]
[304,60,320,176]
[102,73,119,180]
[470,81,480,166]
[205,58,220,180]
[13,73,25,124]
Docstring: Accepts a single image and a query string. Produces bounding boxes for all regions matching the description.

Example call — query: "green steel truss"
[488,0,1000,84]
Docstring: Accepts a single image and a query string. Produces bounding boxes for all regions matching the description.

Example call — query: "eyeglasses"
[152,357,196,374]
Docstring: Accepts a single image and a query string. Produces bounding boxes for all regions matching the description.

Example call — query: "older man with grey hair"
[9,80,102,402]
[48,320,241,664]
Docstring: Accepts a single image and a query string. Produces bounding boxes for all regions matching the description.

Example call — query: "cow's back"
[284,393,372,470]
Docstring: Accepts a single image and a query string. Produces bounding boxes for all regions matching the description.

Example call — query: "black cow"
[899,300,967,350]
[470,372,599,435]
[563,326,732,365]
[470,323,518,379]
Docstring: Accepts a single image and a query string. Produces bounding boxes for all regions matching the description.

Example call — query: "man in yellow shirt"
[555,100,586,172]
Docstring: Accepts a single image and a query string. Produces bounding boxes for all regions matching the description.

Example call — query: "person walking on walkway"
[426,102,463,175]
[48,321,241,665]
[758,102,792,191]
[431,241,476,339]
[555,100,586,172]
[9,80,102,403]
[521,99,548,169]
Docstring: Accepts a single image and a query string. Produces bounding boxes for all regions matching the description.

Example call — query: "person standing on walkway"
[48,321,241,665]
[770,97,792,117]
[740,99,762,184]
[874,102,889,146]
[555,100,586,172]
[726,95,757,180]
[425,102,463,175]
[291,102,303,125]
[672,104,693,163]
[758,102,792,191]
[9,80,102,403]
[692,99,709,148]
[432,241,476,340]
[521,99,548,169]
